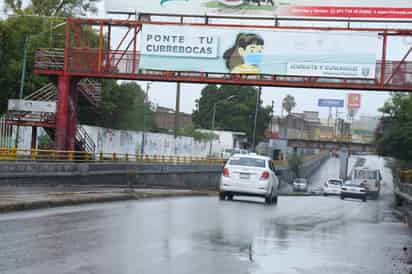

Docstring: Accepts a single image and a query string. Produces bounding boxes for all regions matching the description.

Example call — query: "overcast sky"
[135,81,391,118]
[2,0,408,119]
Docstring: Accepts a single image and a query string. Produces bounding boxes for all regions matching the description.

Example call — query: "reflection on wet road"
[0,156,410,274]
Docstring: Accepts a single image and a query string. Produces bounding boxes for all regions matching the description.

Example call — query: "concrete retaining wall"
[0,162,223,190]
[0,154,329,191]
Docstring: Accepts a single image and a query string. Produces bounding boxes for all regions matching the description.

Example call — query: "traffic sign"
[318,99,344,108]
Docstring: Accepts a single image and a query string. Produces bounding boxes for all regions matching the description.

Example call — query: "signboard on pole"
[140,24,378,79]
[8,100,56,113]
[105,0,412,19]
[347,93,361,108]
[318,99,344,108]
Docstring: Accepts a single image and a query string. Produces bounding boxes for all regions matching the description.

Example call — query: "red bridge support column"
[55,75,71,151]
[66,80,79,151]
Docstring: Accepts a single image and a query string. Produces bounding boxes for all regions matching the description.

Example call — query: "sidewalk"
[0,186,216,213]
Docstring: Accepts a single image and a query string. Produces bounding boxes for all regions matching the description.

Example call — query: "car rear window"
[295,179,307,184]
[355,170,377,179]
[328,180,342,185]
[228,157,266,168]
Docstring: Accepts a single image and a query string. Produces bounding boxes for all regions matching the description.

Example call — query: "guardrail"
[0,148,329,168]
[0,148,225,165]
[399,183,412,196]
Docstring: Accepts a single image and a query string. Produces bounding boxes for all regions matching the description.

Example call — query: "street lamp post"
[141,82,151,155]
[15,21,66,148]
[252,86,261,152]
[209,95,236,156]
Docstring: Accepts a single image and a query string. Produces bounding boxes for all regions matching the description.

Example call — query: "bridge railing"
[0,148,225,165]
[399,182,412,198]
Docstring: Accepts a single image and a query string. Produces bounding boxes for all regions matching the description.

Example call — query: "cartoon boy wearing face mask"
[223,33,264,74]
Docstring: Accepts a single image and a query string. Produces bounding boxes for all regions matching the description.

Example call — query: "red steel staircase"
[5,79,101,153]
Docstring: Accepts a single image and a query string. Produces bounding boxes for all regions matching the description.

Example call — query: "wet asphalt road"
[0,155,411,274]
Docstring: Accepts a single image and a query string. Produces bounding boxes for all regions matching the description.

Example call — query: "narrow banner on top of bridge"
[347,93,361,108]
[139,24,379,79]
[105,0,412,18]
[318,98,344,108]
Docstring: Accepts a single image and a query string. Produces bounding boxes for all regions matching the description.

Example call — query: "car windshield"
[228,157,266,168]
[356,170,377,179]
[295,179,307,184]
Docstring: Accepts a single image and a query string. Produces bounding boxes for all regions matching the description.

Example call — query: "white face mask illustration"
[217,0,244,6]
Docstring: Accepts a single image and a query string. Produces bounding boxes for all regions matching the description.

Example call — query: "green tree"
[0,0,98,115]
[0,15,153,132]
[0,16,66,115]
[4,0,98,16]
[192,84,271,147]
[288,152,303,177]
[79,81,155,131]
[282,94,296,115]
[375,93,412,162]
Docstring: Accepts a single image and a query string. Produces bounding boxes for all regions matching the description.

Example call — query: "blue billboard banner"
[318,99,344,108]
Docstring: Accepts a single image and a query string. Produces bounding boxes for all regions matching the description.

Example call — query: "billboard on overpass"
[318,99,344,108]
[105,0,412,19]
[347,93,361,108]
[140,24,378,78]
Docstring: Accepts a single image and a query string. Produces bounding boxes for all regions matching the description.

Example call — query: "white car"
[340,181,367,202]
[293,178,308,192]
[219,154,279,204]
[323,178,343,196]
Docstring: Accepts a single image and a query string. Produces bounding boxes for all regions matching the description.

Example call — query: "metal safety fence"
[0,148,329,168]
[0,148,226,165]
[0,116,15,149]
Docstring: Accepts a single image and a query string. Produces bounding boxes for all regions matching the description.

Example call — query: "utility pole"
[140,82,151,155]
[252,86,261,152]
[328,106,332,127]
[174,82,181,139]
[174,82,181,155]
[209,103,217,156]
[270,100,274,132]
[211,103,217,131]
[335,107,339,139]
[15,35,29,148]
[209,95,236,156]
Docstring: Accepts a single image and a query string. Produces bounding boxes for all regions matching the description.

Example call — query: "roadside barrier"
[0,147,328,167]
[0,147,226,165]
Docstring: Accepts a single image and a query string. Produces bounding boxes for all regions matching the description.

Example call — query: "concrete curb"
[0,191,217,214]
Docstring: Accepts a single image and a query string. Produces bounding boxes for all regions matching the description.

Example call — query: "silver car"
[293,178,308,192]
[340,181,367,202]
[219,154,279,204]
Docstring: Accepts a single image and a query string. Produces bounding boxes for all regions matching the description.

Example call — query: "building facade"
[154,106,193,131]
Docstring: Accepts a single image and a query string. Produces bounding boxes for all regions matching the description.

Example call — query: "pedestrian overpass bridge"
[284,138,375,153]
